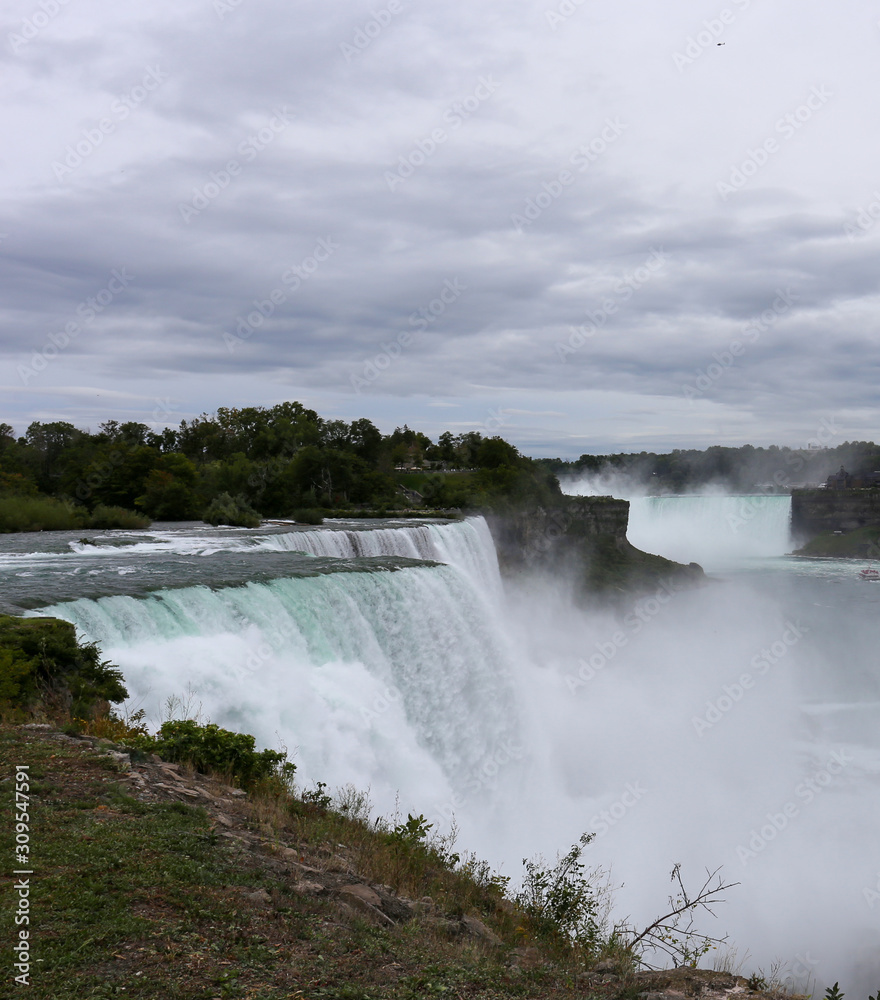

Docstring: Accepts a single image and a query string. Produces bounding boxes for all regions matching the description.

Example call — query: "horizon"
[1,402,867,466]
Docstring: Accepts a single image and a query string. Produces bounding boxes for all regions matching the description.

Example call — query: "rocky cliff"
[790,488,880,540]
[486,496,703,598]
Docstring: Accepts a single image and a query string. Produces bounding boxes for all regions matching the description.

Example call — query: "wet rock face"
[486,497,703,598]
[486,496,630,573]
[791,488,880,539]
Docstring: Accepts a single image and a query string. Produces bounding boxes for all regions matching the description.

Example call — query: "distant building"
[825,466,880,489]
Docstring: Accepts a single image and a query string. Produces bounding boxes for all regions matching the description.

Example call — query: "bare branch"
[628,865,740,953]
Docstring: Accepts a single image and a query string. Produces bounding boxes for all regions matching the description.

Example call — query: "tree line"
[538,441,880,494]
[0,402,561,527]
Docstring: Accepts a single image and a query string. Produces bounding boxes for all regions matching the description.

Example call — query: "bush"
[202,492,262,528]
[131,719,294,790]
[88,505,152,529]
[516,833,608,949]
[0,614,128,719]
[292,508,324,525]
[0,496,86,532]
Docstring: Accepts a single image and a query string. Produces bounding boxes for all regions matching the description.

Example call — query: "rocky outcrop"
[791,488,880,541]
[488,496,630,572]
[486,497,703,598]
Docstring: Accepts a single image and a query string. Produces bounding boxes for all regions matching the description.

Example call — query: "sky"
[2,0,879,459]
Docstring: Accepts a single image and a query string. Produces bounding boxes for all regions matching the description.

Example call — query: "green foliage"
[0,495,85,532]
[825,985,845,1000]
[0,614,127,719]
[515,832,606,947]
[86,505,152,529]
[794,526,880,558]
[541,440,880,494]
[2,402,572,528]
[202,492,261,528]
[300,780,332,808]
[292,508,325,525]
[389,812,433,848]
[133,719,295,790]
[135,453,200,520]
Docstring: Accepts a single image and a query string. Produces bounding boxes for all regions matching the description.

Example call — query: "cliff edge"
[486,496,704,598]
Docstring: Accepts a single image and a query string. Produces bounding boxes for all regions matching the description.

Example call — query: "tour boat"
[859,568,880,581]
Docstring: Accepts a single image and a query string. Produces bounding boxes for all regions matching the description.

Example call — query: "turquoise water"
[2,511,878,991]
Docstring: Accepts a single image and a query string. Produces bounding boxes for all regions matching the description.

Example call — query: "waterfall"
[21,512,880,992]
[255,517,503,594]
[38,517,518,815]
[626,495,792,567]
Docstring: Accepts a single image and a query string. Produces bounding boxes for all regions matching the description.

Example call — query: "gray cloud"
[2,0,879,455]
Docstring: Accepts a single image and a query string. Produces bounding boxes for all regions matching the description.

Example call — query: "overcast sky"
[2,0,879,457]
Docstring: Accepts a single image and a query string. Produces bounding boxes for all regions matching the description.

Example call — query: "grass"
[0,496,150,532]
[0,722,819,999]
[0,725,552,999]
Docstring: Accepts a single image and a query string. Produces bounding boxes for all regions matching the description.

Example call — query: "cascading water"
[35,518,518,816]
[7,513,879,993]
[626,494,793,568]
[561,476,794,569]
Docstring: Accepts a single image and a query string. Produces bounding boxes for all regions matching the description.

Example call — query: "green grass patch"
[794,526,880,558]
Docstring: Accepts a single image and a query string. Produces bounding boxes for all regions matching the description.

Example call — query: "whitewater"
[4,508,879,992]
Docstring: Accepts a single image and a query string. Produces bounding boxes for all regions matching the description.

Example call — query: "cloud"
[2,0,879,454]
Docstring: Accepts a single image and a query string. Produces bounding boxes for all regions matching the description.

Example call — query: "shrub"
[202,492,262,528]
[516,832,607,949]
[87,505,152,529]
[0,496,86,532]
[131,719,294,790]
[0,614,128,719]
[292,508,324,525]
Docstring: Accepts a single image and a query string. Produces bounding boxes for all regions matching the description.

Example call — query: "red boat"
[859,568,880,581]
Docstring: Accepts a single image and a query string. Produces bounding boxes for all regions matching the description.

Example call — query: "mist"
[32,513,880,994]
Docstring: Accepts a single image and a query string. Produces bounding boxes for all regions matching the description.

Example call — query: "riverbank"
[1,722,799,1000]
